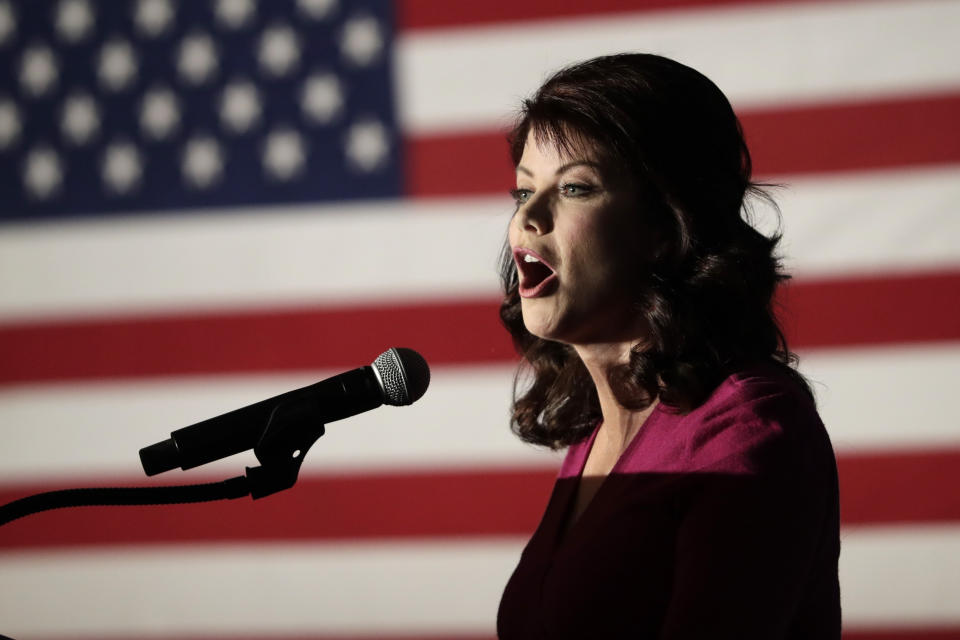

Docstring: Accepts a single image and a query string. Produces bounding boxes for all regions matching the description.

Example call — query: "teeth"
[523,254,540,263]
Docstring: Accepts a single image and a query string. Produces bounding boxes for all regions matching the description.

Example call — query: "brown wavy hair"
[499,53,809,449]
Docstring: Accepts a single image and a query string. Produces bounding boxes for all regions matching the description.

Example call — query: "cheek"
[559,216,593,251]
[564,219,611,272]
[565,219,639,293]
[595,210,643,263]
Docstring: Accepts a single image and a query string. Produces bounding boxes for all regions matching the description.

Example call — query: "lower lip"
[519,273,558,298]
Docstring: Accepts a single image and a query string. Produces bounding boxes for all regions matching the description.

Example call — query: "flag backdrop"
[1,0,959,637]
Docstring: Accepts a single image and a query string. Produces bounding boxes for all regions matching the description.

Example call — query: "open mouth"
[514,248,558,298]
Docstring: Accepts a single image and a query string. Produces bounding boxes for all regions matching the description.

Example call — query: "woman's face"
[509,131,649,346]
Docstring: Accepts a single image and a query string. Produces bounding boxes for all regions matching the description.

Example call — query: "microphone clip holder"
[244,395,326,499]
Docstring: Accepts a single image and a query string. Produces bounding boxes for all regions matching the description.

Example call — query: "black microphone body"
[139,348,430,477]
[140,367,383,476]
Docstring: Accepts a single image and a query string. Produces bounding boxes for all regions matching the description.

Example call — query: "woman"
[496,54,840,639]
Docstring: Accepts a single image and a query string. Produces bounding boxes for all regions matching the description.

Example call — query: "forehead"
[517,129,604,173]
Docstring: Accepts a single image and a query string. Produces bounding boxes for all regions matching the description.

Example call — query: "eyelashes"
[510,188,531,206]
[559,183,594,197]
[510,183,596,207]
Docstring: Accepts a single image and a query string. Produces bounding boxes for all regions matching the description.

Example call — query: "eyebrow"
[516,160,602,177]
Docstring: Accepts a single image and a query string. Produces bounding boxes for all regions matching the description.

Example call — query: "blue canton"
[0,0,400,220]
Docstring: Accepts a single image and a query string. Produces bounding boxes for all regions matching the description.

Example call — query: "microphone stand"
[0,395,326,528]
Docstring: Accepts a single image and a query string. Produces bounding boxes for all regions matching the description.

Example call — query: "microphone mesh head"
[372,347,430,406]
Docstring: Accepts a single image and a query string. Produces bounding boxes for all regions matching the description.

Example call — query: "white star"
[340,14,383,67]
[102,141,143,195]
[60,92,100,145]
[344,119,390,172]
[178,32,218,85]
[0,98,21,150]
[19,44,59,97]
[301,72,343,125]
[263,128,306,181]
[134,0,175,38]
[258,24,300,77]
[22,145,63,200]
[140,86,180,140]
[182,135,225,189]
[297,0,337,20]
[55,0,95,43]
[219,80,261,134]
[215,0,256,29]
[0,1,16,47]
[98,38,138,91]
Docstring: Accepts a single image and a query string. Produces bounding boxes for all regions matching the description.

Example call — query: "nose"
[514,191,552,235]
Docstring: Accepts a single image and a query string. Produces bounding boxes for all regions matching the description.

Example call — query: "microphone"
[139,347,430,476]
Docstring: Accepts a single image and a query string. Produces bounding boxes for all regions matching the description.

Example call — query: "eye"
[510,188,532,206]
[560,183,593,197]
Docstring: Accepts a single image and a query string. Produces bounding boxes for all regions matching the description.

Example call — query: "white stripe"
[1,345,957,481]
[0,197,510,320]
[801,344,960,454]
[0,539,525,637]
[397,0,960,133]
[0,364,560,483]
[1,166,958,320]
[2,524,959,635]
[771,166,960,279]
[841,523,960,627]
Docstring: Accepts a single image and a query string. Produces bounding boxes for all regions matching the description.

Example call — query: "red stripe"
[0,298,516,385]
[745,92,960,177]
[406,129,513,199]
[1,449,958,550]
[839,449,960,526]
[0,270,957,385]
[0,468,553,549]
[779,270,960,350]
[405,92,960,197]
[397,0,829,31]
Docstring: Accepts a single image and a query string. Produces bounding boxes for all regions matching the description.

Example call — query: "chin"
[522,300,635,347]
[520,319,554,342]
[520,307,576,344]
[519,309,558,342]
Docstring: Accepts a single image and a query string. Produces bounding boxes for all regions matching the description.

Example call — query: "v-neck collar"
[552,403,665,547]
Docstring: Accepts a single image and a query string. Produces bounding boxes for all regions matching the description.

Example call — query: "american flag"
[1,0,958,638]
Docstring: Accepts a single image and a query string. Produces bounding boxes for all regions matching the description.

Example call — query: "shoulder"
[696,363,818,434]
[648,363,832,476]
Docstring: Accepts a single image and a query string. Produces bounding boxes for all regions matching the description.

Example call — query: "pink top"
[498,363,840,639]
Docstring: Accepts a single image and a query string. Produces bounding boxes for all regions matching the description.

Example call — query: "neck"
[573,341,658,452]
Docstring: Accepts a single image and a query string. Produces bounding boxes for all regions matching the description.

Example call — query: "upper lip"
[512,247,556,272]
